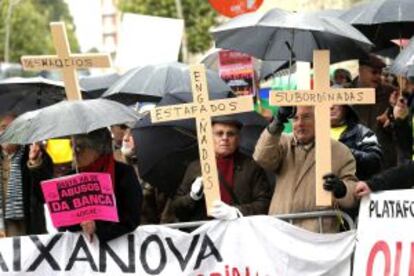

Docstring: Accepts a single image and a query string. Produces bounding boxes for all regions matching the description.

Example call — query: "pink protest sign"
[41,173,119,228]
[218,50,256,96]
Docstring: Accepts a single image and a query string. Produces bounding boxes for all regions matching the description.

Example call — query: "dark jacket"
[350,79,413,169]
[60,162,142,242]
[367,161,414,191]
[22,147,54,235]
[172,152,271,222]
[338,106,382,180]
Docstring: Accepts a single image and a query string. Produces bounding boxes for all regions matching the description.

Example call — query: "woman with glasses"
[60,128,142,242]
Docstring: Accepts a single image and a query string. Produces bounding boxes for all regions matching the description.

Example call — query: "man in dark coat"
[330,105,382,180]
[350,54,412,170]
[0,114,54,237]
[172,116,271,222]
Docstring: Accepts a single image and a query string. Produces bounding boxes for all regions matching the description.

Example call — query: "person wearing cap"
[350,54,412,170]
[253,106,358,233]
[171,116,271,222]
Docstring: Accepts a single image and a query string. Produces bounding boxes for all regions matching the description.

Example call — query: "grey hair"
[74,128,112,155]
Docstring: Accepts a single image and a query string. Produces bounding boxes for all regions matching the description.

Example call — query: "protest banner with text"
[354,190,414,276]
[0,216,354,275]
[41,173,118,227]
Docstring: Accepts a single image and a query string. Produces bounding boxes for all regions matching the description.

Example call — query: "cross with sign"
[269,50,375,206]
[150,64,254,214]
[20,22,112,101]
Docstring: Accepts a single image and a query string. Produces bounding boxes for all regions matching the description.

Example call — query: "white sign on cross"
[150,64,254,214]
[20,22,112,101]
[269,50,376,206]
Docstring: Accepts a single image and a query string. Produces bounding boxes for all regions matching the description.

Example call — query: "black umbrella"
[390,36,414,76]
[79,72,120,99]
[101,62,231,105]
[0,77,66,116]
[340,0,414,50]
[132,91,267,194]
[0,99,140,144]
[211,8,372,63]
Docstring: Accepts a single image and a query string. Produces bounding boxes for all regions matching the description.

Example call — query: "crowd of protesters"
[0,53,413,242]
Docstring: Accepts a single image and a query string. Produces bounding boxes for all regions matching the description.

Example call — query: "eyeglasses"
[213,130,238,138]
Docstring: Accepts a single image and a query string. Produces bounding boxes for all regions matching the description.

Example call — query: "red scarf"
[79,154,116,189]
[216,155,235,205]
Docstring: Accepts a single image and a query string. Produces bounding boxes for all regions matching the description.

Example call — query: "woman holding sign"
[59,128,142,242]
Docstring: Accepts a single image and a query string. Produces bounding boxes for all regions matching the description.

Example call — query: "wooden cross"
[20,22,112,101]
[150,64,254,214]
[269,50,375,206]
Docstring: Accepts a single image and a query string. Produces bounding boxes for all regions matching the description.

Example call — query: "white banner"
[0,216,355,275]
[354,190,414,276]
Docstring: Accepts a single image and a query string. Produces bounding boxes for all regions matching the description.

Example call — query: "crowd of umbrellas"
[1,0,414,193]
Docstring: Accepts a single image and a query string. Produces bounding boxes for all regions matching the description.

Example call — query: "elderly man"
[350,54,412,169]
[172,116,271,222]
[0,114,53,237]
[253,106,358,233]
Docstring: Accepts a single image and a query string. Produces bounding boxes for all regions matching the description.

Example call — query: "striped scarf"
[0,148,25,220]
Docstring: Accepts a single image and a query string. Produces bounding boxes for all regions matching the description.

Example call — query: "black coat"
[60,162,142,242]
[367,161,414,191]
[172,152,271,222]
[350,79,413,169]
[339,121,382,180]
[22,147,54,235]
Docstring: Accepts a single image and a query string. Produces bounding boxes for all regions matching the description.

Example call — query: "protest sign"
[41,173,118,227]
[21,22,112,101]
[208,0,264,17]
[219,50,256,97]
[116,13,183,72]
[354,190,414,276]
[150,64,254,215]
[0,216,355,275]
[269,50,375,206]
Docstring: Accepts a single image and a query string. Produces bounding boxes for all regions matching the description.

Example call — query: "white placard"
[115,13,184,71]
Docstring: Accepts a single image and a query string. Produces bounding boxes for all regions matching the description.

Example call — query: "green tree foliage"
[118,0,219,54]
[0,0,79,62]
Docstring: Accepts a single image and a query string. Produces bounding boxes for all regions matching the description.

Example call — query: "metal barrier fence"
[163,209,355,233]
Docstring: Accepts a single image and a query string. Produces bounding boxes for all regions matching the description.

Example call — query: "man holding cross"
[172,116,271,222]
[253,106,358,233]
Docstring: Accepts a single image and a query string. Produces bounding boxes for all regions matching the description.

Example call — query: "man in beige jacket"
[253,106,358,233]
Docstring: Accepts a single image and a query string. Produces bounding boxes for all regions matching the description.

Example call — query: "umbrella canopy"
[199,47,289,80]
[79,72,120,99]
[211,8,372,63]
[390,36,414,76]
[132,91,267,194]
[0,99,140,144]
[101,62,232,105]
[340,0,414,50]
[0,77,66,116]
